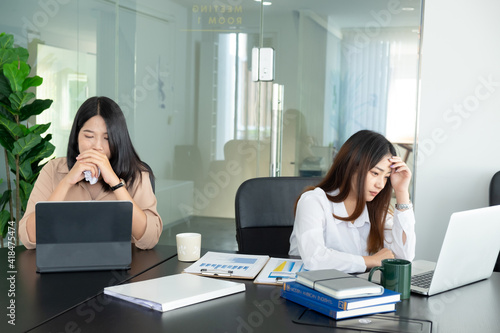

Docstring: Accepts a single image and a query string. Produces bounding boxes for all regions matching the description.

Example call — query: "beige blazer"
[19,157,163,250]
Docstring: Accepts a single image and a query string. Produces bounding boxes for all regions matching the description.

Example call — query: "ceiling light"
[402,7,415,11]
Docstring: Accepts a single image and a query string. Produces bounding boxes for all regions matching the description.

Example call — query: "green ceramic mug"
[368,259,412,300]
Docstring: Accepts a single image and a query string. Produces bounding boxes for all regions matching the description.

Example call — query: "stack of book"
[281,269,400,320]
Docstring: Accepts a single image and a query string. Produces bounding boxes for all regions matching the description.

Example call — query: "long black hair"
[302,129,397,254]
[67,96,153,190]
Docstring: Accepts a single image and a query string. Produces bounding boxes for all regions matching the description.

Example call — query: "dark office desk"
[27,254,500,333]
[0,245,177,333]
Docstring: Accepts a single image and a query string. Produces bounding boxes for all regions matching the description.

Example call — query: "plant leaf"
[18,159,34,183]
[28,123,51,136]
[9,91,35,111]
[13,47,29,63]
[22,76,43,91]
[0,138,12,150]
[28,162,49,184]
[12,132,42,156]
[0,49,17,69]
[0,33,14,49]
[6,149,15,172]
[32,138,55,160]
[0,190,11,210]
[39,140,55,160]
[20,137,54,168]
[0,47,28,70]
[18,122,29,136]
[0,74,12,100]
[0,128,15,150]
[3,61,30,92]
[0,99,15,120]
[0,115,23,139]
[0,210,11,238]
[19,180,33,212]
[19,99,53,121]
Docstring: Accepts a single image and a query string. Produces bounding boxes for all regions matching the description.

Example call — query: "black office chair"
[489,171,500,272]
[235,176,321,257]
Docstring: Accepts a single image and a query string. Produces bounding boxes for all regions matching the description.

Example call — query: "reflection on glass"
[1,0,422,224]
[36,44,96,159]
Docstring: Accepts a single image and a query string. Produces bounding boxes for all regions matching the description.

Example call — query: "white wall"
[415,0,500,260]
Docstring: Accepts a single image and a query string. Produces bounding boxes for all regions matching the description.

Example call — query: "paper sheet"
[254,257,306,285]
[183,251,270,279]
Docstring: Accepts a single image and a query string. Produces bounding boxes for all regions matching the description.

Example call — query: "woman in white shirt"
[289,130,416,273]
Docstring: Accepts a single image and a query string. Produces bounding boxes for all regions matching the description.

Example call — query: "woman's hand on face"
[75,149,120,186]
[389,156,411,193]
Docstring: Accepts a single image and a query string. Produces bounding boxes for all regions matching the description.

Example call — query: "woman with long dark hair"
[289,130,415,273]
[19,96,162,250]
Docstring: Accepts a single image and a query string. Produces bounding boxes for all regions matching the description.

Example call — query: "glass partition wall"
[0,1,422,231]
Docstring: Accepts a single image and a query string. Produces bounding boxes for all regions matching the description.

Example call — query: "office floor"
[158,216,238,252]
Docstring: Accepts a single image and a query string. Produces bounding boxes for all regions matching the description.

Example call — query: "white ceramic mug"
[176,233,201,262]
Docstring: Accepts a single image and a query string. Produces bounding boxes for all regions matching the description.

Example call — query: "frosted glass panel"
[0,0,422,224]
[36,44,96,158]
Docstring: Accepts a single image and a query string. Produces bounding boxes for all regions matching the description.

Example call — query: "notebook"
[296,269,383,299]
[35,201,133,273]
[409,205,500,296]
[104,273,245,312]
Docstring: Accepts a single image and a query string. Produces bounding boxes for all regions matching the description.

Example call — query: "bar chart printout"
[183,252,270,279]
[254,258,305,285]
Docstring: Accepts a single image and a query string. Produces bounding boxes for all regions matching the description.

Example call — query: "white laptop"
[409,205,500,296]
[362,205,500,296]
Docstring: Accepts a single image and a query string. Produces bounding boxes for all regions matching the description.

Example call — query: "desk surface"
[26,254,500,333]
[0,245,177,333]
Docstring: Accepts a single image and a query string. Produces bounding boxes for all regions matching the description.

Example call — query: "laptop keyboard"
[411,271,434,289]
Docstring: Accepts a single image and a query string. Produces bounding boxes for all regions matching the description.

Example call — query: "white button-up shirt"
[289,187,416,273]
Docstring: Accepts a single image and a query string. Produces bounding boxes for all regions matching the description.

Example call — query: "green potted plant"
[0,33,54,247]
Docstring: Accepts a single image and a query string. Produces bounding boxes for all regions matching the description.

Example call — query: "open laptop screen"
[35,201,133,273]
